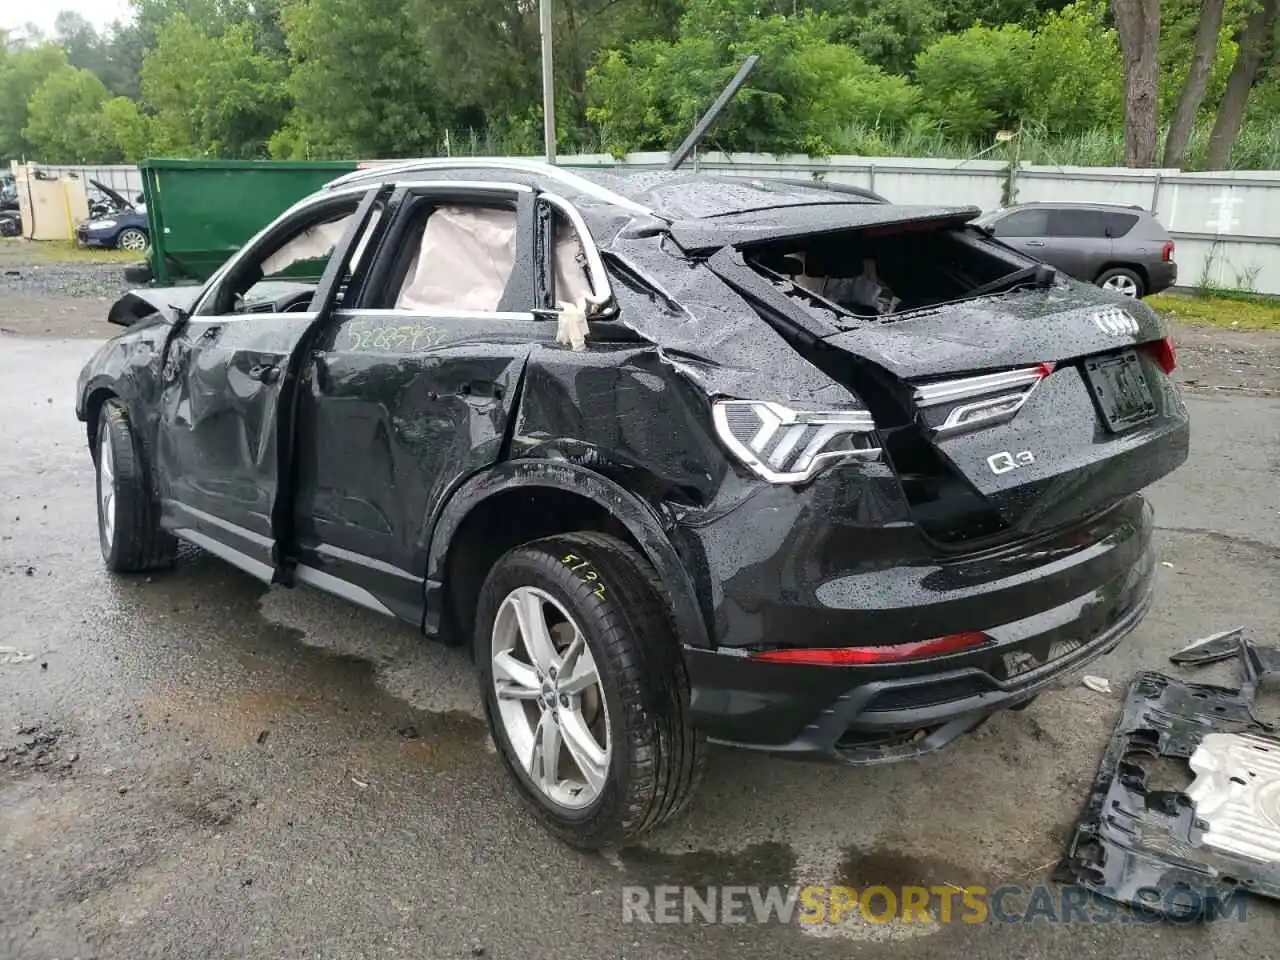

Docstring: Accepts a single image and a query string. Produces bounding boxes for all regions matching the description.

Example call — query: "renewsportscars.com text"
[621,884,1247,925]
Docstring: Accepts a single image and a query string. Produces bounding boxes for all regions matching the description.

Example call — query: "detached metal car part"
[1056,639,1280,919]
[76,160,1189,847]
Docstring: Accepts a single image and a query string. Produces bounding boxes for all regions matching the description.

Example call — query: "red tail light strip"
[1143,336,1177,374]
[749,631,992,666]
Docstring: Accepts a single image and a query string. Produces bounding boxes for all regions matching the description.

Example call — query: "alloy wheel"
[98,428,115,548]
[118,229,148,252]
[490,586,611,810]
[1101,274,1139,297]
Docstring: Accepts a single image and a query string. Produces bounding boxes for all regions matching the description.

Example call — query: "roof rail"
[327,157,654,217]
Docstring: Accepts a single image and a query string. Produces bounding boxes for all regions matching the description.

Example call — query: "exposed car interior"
[745,223,1043,318]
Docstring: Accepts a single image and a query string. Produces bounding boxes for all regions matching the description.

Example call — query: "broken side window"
[394,204,518,313]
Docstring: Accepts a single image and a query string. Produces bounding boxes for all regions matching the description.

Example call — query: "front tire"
[115,228,149,253]
[476,532,704,848]
[96,400,176,572]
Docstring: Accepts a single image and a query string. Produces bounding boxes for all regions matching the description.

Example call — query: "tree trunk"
[1206,0,1280,169]
[1113,0,1162,168]
[1163,0,1227,168]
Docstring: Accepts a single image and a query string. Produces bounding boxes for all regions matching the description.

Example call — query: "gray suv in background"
[976,202,1177,299]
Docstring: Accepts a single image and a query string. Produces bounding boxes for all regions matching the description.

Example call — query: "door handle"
[248,364,280,384]
[1025,240,1046,247]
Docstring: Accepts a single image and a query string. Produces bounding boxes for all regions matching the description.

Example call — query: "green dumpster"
[139,158,358,285]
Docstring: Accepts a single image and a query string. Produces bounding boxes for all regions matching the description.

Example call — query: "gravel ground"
[0,261,132,300]
[0,242,141,338]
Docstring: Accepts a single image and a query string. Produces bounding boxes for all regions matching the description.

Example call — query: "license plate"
[1084,350,1156,431]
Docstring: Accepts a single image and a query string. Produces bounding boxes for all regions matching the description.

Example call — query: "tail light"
[1161,241,1174,263]
[711,400,881,484]
[748,631,991,666]
[1143,335,1177,374]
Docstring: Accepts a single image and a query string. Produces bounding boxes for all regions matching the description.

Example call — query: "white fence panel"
[18,163,144,198]
[1014,166,1167,211]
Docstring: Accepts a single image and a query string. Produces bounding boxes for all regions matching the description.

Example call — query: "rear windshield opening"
[744,223,1030,318]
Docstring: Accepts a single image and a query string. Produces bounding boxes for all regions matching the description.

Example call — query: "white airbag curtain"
[397,205,518,312]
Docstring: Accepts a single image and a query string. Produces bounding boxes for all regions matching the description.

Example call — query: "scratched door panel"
[291,309,554,614]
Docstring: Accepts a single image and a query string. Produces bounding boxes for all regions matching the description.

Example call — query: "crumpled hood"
[107,286,204,326]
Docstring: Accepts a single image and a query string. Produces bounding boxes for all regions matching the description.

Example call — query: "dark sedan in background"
[977,201,1177,299]
[76,180,150,253]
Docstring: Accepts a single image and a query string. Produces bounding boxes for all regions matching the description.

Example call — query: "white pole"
[540,0,556,164]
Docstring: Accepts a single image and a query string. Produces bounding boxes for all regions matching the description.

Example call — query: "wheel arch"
[425,460,711,655]
[1096,261,1149,290]
[83,384,120,457]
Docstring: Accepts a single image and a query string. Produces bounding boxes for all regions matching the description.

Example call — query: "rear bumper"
[682,495,1158,762]
[1146,261,1177,294]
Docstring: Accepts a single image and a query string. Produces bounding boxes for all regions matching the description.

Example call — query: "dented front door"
[155,188,384,579]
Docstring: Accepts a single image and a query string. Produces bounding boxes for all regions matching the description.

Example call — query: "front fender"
[73,315,170,453]
[424,459,711,650]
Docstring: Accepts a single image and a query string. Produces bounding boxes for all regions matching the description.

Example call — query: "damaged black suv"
[76,159,1189,847]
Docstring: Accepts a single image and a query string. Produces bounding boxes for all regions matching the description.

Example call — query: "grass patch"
[1148,292,1280,331]
[0,238,142,264]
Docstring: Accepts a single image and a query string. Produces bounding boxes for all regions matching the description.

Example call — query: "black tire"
[1095,266,1144,299]
[476,532,705,848]
[123,261,154,285]
[95,399,176,572]
[115,228,149,253]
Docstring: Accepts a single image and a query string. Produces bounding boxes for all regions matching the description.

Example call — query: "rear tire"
[96,400,176,572]
[1096,267,1144,299]
[476,532,705,849]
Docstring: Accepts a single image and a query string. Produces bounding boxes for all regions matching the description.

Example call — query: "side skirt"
[172,526,400,621]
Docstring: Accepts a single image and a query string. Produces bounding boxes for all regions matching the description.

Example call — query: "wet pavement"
[2,330,1280,959]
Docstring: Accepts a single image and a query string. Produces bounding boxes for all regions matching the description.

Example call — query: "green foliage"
[1022,5,1122,131]
[0,44,69,160]
[826,0,947,75]
[141,14,288,158]
[21,65,120,163]
[101,97,157,162]
[587,0,918,155]
[913,5,1122,138]
[272,0,442,158]
[914,24,1035,137]
[1,0,1276,169]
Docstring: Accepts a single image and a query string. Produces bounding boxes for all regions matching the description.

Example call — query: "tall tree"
[274,0,443,158]
[142,14,288,158]
[1113,0,1162,166]
[1207,0,1280,167]
[22,65,120,163]
[0,43,67,160]
[1163,0,1228,166]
